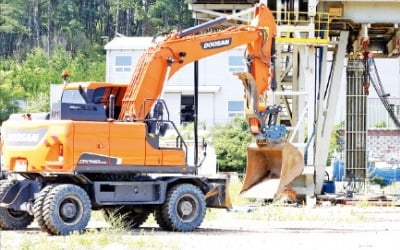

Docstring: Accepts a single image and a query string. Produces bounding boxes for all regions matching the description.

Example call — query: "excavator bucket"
[241,142,304,199]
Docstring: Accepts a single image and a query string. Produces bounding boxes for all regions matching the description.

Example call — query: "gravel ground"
[1,205,400,250]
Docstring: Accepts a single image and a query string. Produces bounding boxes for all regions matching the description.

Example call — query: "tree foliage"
[0,47,105,122]
[0,0,194,58]
[327,121,344,166]
[209,117,254,172]
[0,0,194,122]
[374,121,387,128]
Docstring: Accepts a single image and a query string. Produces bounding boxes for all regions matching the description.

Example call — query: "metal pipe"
[109,94,115,119]
[194,60,199,173]
[271,38,278,92]
[289,103,309,143]
[179,6,256,37]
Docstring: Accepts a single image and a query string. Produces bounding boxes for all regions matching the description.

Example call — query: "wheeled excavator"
[0,2,303,235]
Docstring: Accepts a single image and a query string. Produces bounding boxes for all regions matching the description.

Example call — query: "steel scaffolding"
[345,57,367,180]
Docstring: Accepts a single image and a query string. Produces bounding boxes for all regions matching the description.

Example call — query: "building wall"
[162,93,181,126]
[198,93,215,128]
[106,49,143,83]
[197,49,246,125]
[367,129,400,161]
[338,129,400,161]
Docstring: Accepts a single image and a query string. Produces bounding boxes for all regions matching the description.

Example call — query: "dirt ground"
[1,204,400,250]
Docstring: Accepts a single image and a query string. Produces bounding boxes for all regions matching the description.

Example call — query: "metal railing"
[273,11,330,45]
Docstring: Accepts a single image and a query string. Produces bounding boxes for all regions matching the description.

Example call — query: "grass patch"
[227,204,370,223]
[2,209,178,250]
[228,178,250,206]
[12,229,181,250]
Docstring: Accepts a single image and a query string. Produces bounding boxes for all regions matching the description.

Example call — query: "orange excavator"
[0,2,303,235]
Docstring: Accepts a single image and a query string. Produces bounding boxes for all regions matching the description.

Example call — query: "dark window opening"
[181,95,194,125]
[92,86,126,119]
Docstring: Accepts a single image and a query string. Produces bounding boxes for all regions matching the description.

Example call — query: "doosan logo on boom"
[201,38,232,49]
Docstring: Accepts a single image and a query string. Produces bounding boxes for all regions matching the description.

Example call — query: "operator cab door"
[73,122,110,167]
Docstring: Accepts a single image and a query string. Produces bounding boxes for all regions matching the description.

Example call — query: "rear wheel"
[42,184,91,235]
[33,184,56,233]
[154,206,172,230]
[0,180,34,230]
[103,206,151,229]
[157,184,206,232]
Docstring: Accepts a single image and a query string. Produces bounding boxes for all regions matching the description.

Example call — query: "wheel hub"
[180,200,193,216]
[61,202,77,219]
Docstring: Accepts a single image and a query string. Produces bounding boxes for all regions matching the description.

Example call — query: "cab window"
[93,87,107,104]
[62,90,86,104]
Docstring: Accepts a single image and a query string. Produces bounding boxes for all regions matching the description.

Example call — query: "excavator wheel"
[42,184,91,235]
[103,206,151,229]
[241,142,304,199]
[33,184,57,233]
[154,206,173,230]
[0,180,34,230]
[156,184,206,232]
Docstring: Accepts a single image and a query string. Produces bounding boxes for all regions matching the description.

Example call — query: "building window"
[115,56,132,72]
[228,56,245,72]
[228,100,244,117]
[181,95,194,125]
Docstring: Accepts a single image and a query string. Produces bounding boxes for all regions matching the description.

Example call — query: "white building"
[104,37,248,128]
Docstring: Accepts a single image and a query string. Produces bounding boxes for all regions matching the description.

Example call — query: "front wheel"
[157,184,206,232]
[0,180,34,230]
[42,184,91,235]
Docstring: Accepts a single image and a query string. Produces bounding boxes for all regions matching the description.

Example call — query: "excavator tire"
[241,142,304,199]
[157,184,206,232]
[103,206,151,229]
[33,184,57,233]
[154,206,173,230]
[0,180,34,230]
[42,184,91,235]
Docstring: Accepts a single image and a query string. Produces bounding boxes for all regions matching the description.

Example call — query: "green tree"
[0,79,23,122]
[22,92,50,113]
[0,0,194,121]
[209,117,253,172]
[0,46,105,122]
[0,1,30,57]
[149,0,193,33]
[1,0,195,58]
[327,121,344,165]
[374,121,387,128]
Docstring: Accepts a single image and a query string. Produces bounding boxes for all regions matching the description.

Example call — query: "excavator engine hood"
[241,142,304,199]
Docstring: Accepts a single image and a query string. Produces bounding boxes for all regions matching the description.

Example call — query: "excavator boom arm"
[119,3,277,129]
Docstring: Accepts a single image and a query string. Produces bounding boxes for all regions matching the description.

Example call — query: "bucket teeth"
[241,142,304,199]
